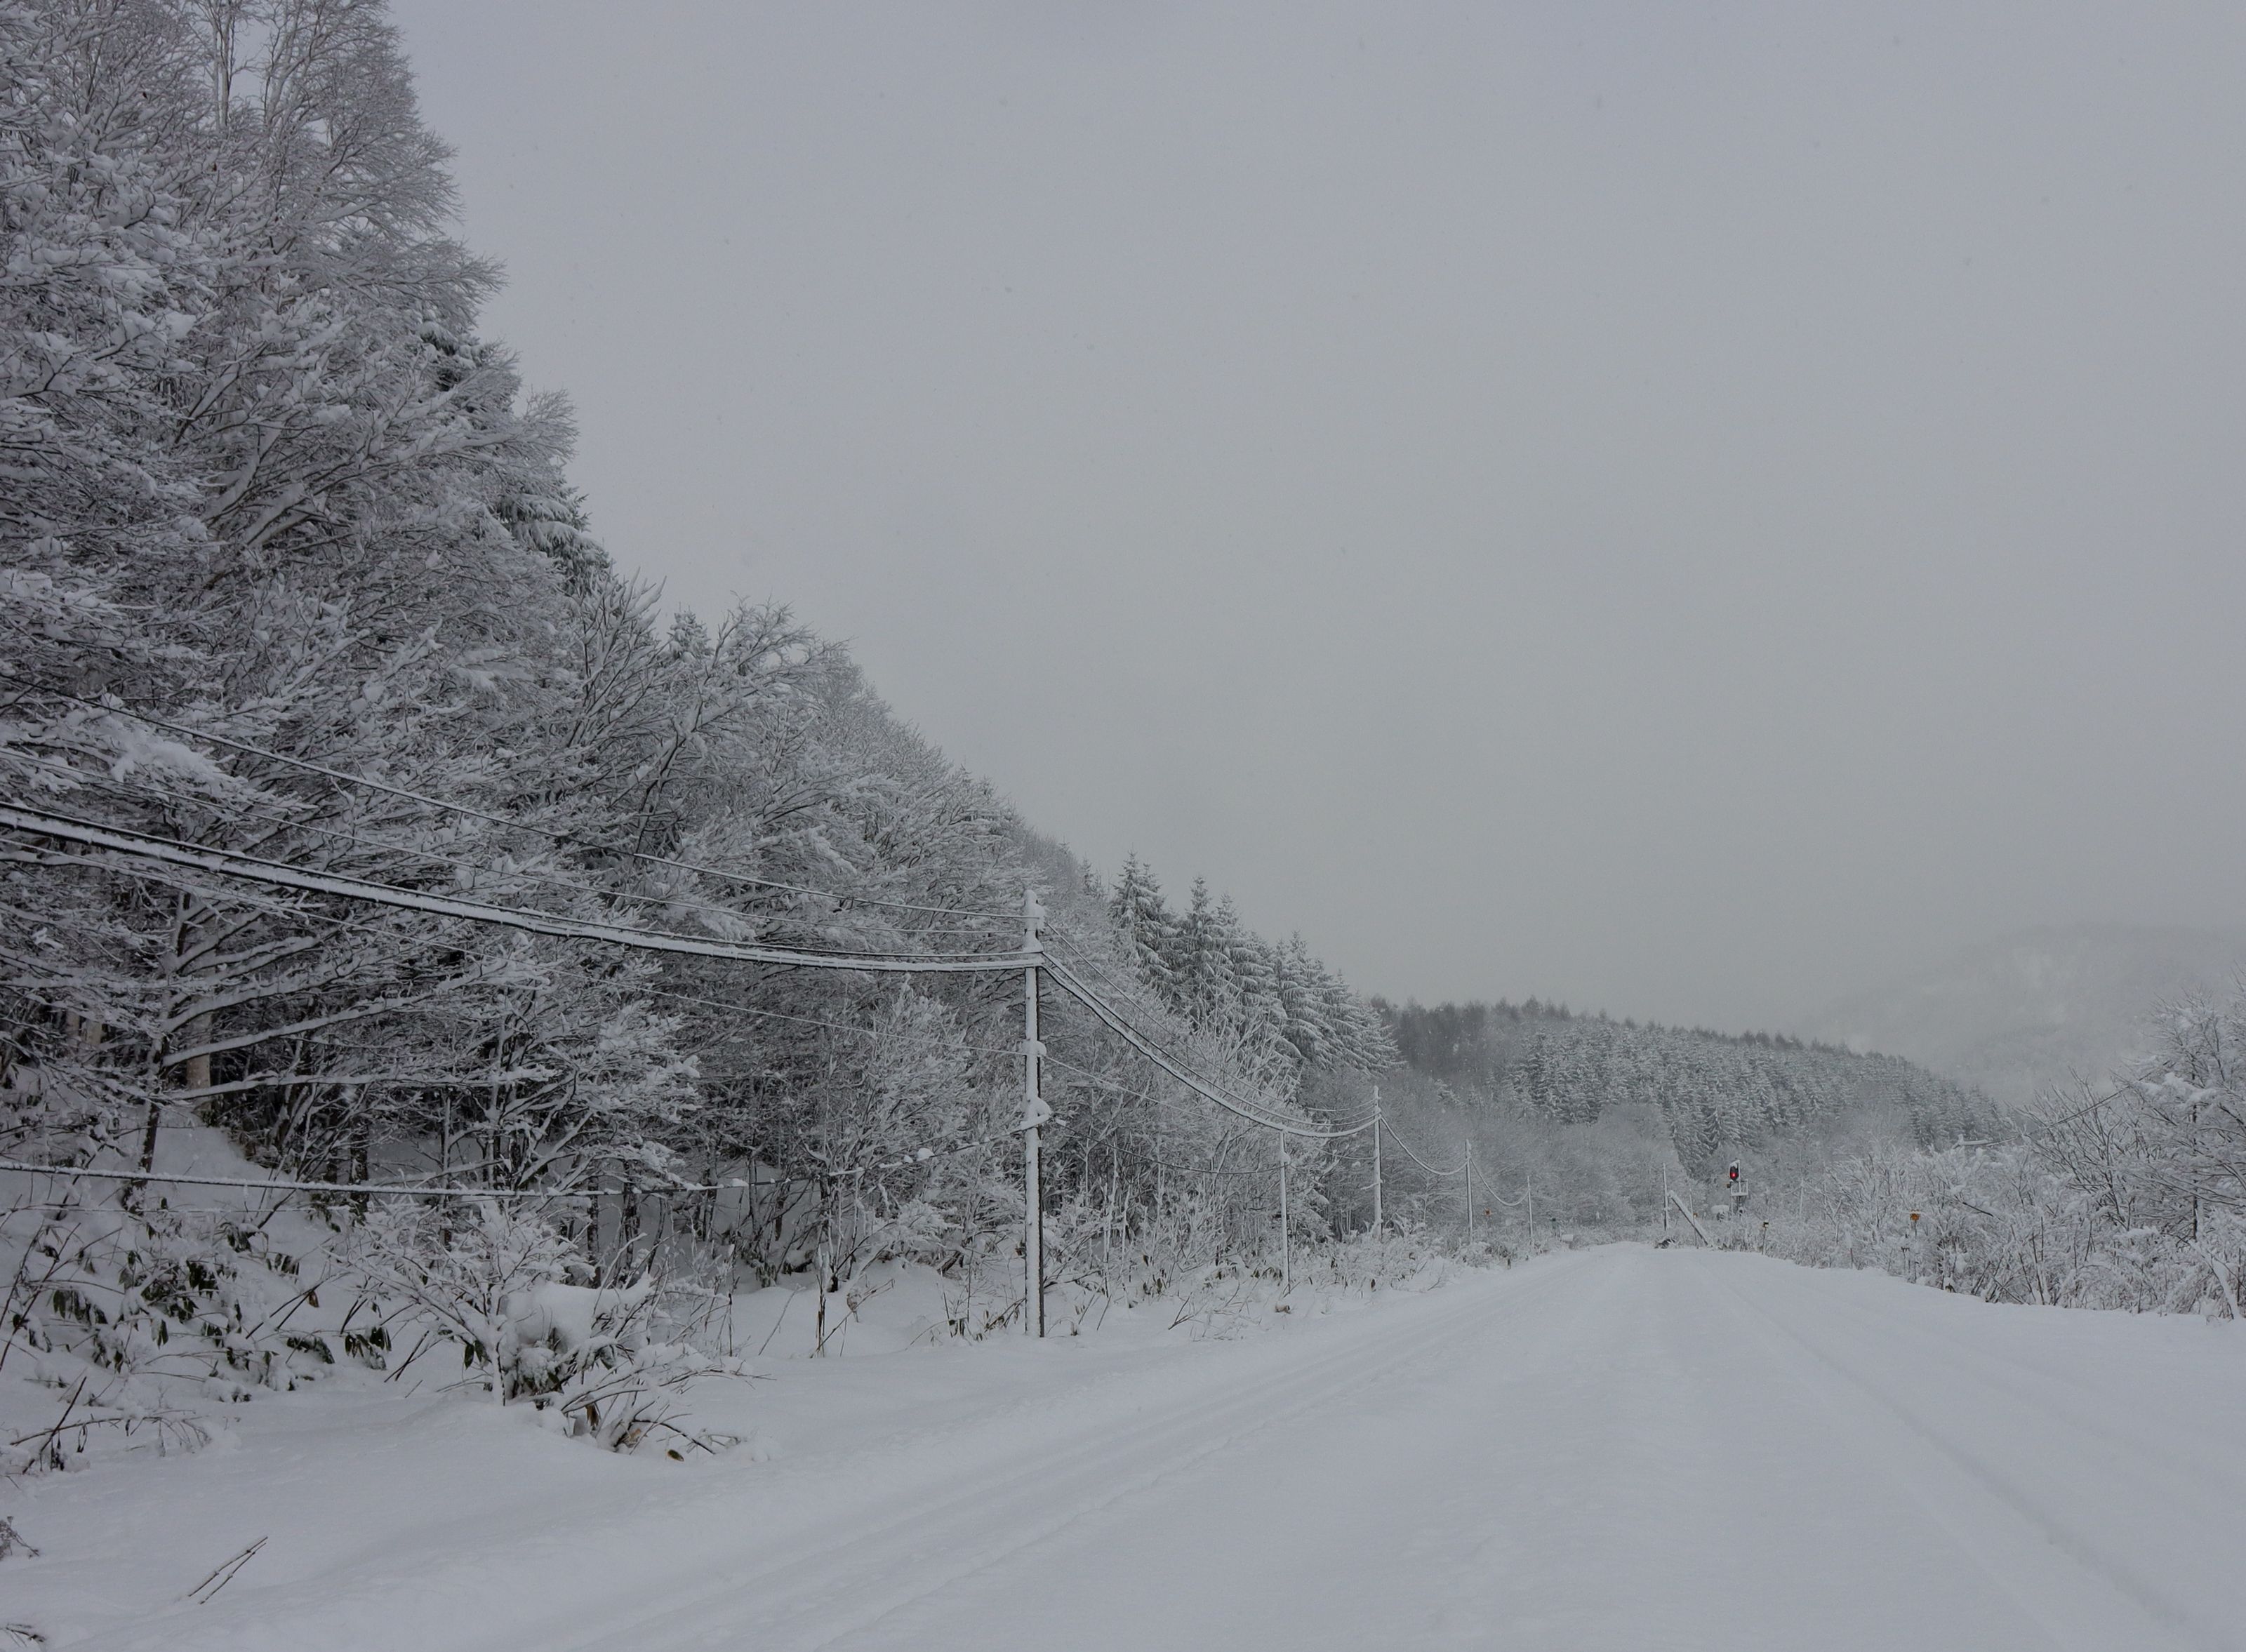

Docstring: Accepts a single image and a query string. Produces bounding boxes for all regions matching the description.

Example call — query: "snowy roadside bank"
[0,1231,1503,1649]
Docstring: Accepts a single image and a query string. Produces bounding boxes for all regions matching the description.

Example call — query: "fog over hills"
[1803,924,2246,1107]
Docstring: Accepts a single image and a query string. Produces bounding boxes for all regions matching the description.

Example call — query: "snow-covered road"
[51,1246,2246,1651]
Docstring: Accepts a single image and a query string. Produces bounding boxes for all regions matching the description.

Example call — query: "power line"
[5,750,1005,946]
[0,1157,563,1201]
[1,804,1036,975]
[2025,1083,2131,1137]
[1043,933,1141,1001]
[1,677,1019,924]
[1035,939,1381,1127]
[0,1119,1016,1199]
[6,804,1394,1205]
[1040,955,1376,1142]
[6,803,1380,1136]
[632,982,1185,1108]
[9,694,1409,1151]
[1380,1119,1468,1180]
[5,805,1377,1146]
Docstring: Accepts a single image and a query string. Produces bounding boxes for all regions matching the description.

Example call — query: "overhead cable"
[4,750,1001,945]
[0,677,1018,924]
[0,1157,559,1201]
[7,801,1391,1174]
[0,1119,1012,1200]
[634,982,1188,1107]
[1040,955,1376,1141]
[1380,1119,1468,1180]
[0,804,1036,975]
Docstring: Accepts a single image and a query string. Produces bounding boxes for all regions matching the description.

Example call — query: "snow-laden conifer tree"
[1110,855,1179,1001]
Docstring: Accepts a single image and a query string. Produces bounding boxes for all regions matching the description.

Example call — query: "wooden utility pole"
[1021,891,1049,1336]
[1371,1087,1383,1235]
[1279,1139,1291,1293]
[1465,1139,1475,1246]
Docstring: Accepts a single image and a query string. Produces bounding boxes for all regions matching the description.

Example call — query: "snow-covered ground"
[8,1246,2244,1651]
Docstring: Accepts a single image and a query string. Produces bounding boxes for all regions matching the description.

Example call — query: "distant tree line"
[1381,999,1995,1171]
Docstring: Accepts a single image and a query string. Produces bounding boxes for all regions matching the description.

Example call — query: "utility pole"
[2183,1086,2201,1239]
[1370,1087,1383,1236]
[1021,890,1050,1337]
[1278,1138,1291,1294]
[1463,1139,1474,1245]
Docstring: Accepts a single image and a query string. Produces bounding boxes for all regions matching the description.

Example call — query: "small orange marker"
[1908,1211,1921,1223]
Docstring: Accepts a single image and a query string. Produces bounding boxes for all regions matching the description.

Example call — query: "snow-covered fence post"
[1021,890,1050,1338]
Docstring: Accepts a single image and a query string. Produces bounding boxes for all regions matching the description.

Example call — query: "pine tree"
[1223,911,1289,1050]
[1172,878,1238,1023]
[1110,855,1180,1001]
[1276,935,1335,1067]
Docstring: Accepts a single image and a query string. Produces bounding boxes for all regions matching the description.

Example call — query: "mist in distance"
[392,1,2246,1032]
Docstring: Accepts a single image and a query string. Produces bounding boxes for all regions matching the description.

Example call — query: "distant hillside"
[1377,999,1991,1169]
[1805,924,2246,1107]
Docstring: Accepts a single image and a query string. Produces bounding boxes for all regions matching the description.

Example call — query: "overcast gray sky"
[390,1,2246,1032]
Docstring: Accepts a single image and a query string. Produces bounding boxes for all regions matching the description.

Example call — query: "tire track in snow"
[72,1256,1591,1652]
[72,1248,2244,1652]
[792,1253,1627,1652]
[1694,1254,2224,1652]
[1746,1263,2225,1492]
[552,1255,1607,1652]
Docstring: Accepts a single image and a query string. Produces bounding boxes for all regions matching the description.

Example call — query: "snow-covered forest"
[8,0,2246,1495]
[1363,997,1992,1231]
[7,0,2242,1501]
[1,0,1418,1473]
[4,2,2242,1647]
[1370,990,2246,1321]
[1387,998,1989,1153]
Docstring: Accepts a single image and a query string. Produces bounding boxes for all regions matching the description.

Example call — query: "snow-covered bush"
[1767,1144,2098,1304]
[345,1199,741,1453]
[1769,1118,2246,1321]
[0,1178,334,1476]
[1309,1222,1456,1293]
